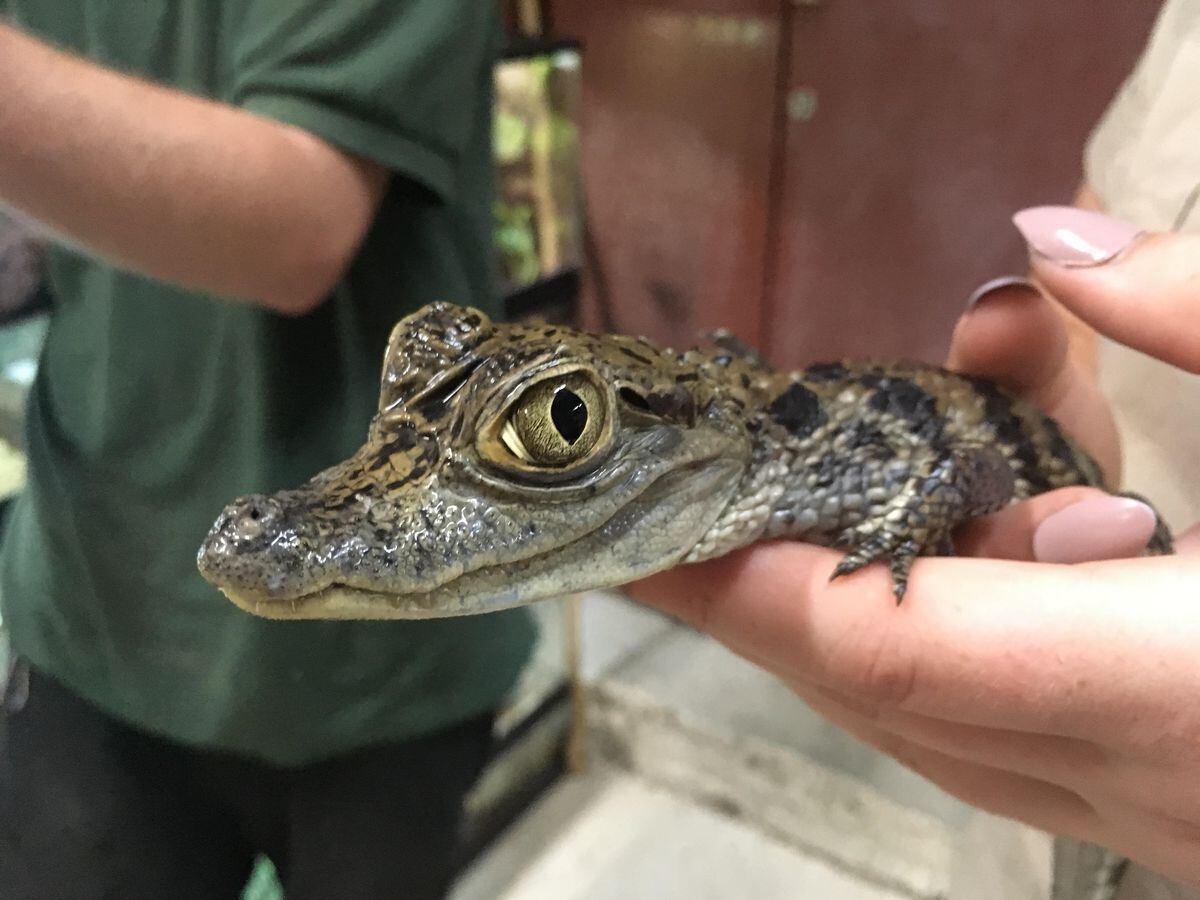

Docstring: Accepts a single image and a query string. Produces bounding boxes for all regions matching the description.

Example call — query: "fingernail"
[1032,496,1158,564]
[965,275,1040,310]
[1013,206,1142,267]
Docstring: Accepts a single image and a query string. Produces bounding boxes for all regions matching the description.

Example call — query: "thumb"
[1014,206,1200,373]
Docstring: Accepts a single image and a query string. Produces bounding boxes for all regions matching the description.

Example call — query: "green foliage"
[494,110,529,165]
[494,202,540,286]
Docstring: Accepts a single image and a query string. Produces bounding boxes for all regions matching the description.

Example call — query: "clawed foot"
[831,537,922,604]
[827,443,1013,604]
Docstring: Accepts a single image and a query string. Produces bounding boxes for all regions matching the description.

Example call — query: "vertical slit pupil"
[551,388,588,444]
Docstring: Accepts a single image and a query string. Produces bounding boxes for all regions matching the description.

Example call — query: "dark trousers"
[0,663,494,900]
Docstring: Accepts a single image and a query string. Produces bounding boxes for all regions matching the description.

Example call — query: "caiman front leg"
[831,443,1016,602]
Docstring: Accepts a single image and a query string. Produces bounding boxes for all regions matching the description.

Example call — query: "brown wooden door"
[552,0,1160,364]
[764,0,1160,367]
[553,1,784,347]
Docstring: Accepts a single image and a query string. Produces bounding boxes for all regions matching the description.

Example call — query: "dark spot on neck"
[767,382,825,438]
[865,376,942,442]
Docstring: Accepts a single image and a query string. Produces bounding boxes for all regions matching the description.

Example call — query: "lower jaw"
[218,583,456,621]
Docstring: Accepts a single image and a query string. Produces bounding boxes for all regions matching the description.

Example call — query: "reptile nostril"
[236,516,264,541]
[237,497,269,521]
[223,495,278,543]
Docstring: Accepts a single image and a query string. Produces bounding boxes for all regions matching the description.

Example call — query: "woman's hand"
[627,210,1200,885]
[627,530,1200,887]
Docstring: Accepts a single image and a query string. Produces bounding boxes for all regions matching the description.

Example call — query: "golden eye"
[499,373,607,467]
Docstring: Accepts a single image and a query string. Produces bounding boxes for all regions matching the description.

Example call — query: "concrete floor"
[454,769,911,900]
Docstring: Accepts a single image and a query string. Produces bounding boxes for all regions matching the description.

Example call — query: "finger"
[739,629,1181,809]
[948,278,1068,400]
[1014,208,1200,373]
[956,488,1159,564]
[631,544,1200,739]
[795,683,1102,843]
[625,541,838,638]
[954,486,1158,562]
[877,707,1200,849]
[1029,495,1160,564]
[810,684,1106,796]
[855,715,1200,888]
[947,279,1120,480]
[803,684,1200,883]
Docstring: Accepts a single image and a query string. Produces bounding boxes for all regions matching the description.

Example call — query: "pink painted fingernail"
[1032,496,1158,564]
[965,275,1040,310]
[1013,206,1142,267]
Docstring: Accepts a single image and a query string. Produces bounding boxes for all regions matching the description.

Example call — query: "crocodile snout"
[196,493,303,598]
[208,494,284,551]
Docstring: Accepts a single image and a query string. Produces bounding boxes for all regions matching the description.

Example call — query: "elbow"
[260,276,336,318]
[249,134,388,317]
[257,221,367,317]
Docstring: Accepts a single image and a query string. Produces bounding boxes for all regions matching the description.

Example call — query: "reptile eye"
[502,374,606,467]
[477,368,614,477]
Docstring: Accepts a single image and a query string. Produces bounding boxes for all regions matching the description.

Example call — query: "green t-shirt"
[0,1,536,766]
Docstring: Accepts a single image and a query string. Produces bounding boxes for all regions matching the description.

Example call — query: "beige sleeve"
[1079,0,1200,533]
[1085,0,1200,231]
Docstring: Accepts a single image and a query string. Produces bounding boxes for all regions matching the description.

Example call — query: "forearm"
[0,24,386,314]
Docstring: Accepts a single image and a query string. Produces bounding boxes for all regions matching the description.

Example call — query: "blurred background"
[0,1,1163,898]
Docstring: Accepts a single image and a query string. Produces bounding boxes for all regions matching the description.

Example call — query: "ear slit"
[618,387,652,411]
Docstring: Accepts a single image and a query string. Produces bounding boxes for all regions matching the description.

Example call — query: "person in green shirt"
[0,3,535,897]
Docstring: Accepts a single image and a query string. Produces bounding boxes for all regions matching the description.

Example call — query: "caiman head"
[197,302,755,619]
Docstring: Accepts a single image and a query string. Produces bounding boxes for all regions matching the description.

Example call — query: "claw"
[819,443,1020,604]
[888,539,920,604]
[830,542,881,580]
[829,539,918,604]
[830,557,866,581]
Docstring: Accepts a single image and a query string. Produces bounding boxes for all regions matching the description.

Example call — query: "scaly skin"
[197,302,1169,619]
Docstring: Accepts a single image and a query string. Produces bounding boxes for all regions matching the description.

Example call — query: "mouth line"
[217,515,615,620]
[212,456,723,620]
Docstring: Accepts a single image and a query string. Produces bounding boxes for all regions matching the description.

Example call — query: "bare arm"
[0,23,389,315]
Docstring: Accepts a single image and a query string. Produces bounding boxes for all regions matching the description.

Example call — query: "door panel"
[552,1,1160,364]
[553,0,782,346]
[765,1,1160,366]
